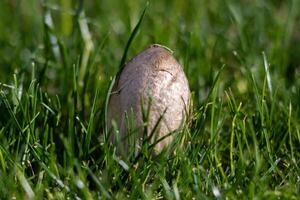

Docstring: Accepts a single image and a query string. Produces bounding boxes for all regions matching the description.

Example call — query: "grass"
[0,0,300,199]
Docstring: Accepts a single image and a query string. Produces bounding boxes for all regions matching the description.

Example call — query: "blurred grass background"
[0,0,299,199]
[1,0,300,106]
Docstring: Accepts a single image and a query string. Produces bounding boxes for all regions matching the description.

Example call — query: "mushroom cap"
[107,44,190,154]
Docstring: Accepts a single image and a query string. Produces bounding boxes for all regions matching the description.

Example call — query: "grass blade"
[105,2,149,139]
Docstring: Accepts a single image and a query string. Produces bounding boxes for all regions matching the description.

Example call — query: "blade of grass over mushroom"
[118,2,149,70]
[104,76,116,139]
[104,2,148,138]
[141,96,152,142]
[146,109,167,145]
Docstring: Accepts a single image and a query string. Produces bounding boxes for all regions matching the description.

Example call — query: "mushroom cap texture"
[107,44,190,154]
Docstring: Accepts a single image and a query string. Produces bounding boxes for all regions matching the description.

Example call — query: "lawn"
[0,0,299,199]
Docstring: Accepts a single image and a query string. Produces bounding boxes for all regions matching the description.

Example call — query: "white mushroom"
[107,44,190,154]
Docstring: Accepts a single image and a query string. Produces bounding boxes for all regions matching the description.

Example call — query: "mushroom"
[107,44,190,154]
